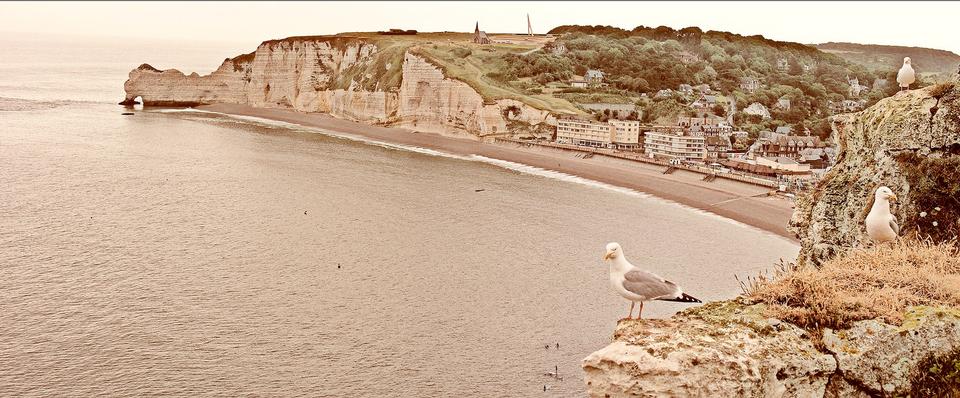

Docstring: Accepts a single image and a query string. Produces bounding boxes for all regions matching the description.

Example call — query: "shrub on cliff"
[743,240,960,330]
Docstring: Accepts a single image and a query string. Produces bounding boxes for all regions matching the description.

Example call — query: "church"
[473,22,490,44]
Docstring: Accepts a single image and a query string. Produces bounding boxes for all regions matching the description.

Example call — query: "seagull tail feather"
[658,293,702,303]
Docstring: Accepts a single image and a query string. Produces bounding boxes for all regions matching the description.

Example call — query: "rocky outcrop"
[584,82,960,397]
[583,302,960,397]
[790,77,960,267]
[122,36,554,139]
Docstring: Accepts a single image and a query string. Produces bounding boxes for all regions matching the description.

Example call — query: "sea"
[0,33,799,397]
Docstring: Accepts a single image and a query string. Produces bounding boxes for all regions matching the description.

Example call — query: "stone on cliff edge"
[582,301,836,397]
[583,302,960,397]
[821,307,960,396]
[790,76,960,267]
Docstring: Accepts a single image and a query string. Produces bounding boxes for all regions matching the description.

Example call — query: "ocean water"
[0,34,799,397]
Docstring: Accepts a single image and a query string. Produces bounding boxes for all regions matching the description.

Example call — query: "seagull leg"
[627,301,635,319]
[638,302,644,320]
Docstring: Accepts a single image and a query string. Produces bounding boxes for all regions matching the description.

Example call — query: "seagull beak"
[602,251,614,261]
[889,194,898,203]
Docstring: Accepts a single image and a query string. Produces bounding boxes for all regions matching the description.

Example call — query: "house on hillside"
[740,77,762,92]
[677,116,732,136]
[695,84,712,94]
[473,22,491,44]
[678,84,694,95]
[776,58,789,72]
[776,96,791,110]
[743,102,771,119]
[775,126,793,135]
[584,69,605,87]
[689,93,717,109]
[655,89,674,99]
[798,147,835,169]
[847,76,870,97]
[546,41,567,55]
[569,77,588,89]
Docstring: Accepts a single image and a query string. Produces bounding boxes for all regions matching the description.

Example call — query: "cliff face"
[790,77,960,266]
[123,37,554,139]
[584,82,960,397]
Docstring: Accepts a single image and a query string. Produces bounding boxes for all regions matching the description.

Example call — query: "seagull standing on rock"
[897,57,916,91]
[602,242,701,320]
[865,186,899,243]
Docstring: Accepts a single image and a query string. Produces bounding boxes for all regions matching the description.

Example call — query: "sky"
[2,1,959,54]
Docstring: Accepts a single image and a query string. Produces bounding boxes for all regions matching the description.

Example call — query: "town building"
[694,84,712,94]
[847,76,870,97]
[689,93,717,109]
[473,22,490,44]
[740,77,762,92]
[743,102,771,119]
[776,96,791,110]
[755,133,825,159]
[584,69,605,87]
[556,117,640,149]
[798,147,836,169]
[654,89,674,99]
[776,58,789,72]
[644,130,706,162]
[678,84,694,95]
[676,116,732,136]
[705,135,732,159]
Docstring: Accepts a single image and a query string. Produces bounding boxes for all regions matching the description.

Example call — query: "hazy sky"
[3,1,959,54]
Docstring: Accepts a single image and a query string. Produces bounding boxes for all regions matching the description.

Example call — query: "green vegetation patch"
[895,152,960,243]
[910,346,960,398]
[332,42,409,91]
[412,43,582,114]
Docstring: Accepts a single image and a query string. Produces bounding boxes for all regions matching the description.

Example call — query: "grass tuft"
[744,240,960,330]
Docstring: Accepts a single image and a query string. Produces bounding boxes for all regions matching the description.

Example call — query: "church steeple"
[475,22,479,34]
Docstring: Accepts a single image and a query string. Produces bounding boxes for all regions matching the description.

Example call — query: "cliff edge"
[122,35,556,140]
[584,78,960,397]
[791,76,960,267]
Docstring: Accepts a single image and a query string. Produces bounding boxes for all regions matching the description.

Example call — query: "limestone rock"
[791,77,960,266]
[822,307,960,396]
[122,37,554,139]
[583,303,960,397]
[582,301,836,397]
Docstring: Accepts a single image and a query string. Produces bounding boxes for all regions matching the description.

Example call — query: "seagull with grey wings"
[865,186,899,243]
[897,57,916,91]
[602,242,701,319]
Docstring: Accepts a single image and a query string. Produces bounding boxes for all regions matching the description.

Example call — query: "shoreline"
[195,104,798,242]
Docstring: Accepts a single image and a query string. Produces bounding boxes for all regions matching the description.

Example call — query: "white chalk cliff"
[122,37,555,139]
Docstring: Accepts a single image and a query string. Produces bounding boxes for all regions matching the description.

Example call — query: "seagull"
[897,57,916,91]
[602,242,701,319]
[865,186,899,243]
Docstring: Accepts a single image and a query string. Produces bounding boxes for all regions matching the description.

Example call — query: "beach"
[198,104,797,240]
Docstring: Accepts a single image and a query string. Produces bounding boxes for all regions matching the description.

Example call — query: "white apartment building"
[644,130,706,162]
[556,118,640,149]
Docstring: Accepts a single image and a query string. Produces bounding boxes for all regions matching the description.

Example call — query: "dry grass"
[743,240,960,330]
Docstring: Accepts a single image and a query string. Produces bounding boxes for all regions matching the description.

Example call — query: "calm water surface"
[0,35,799,397]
